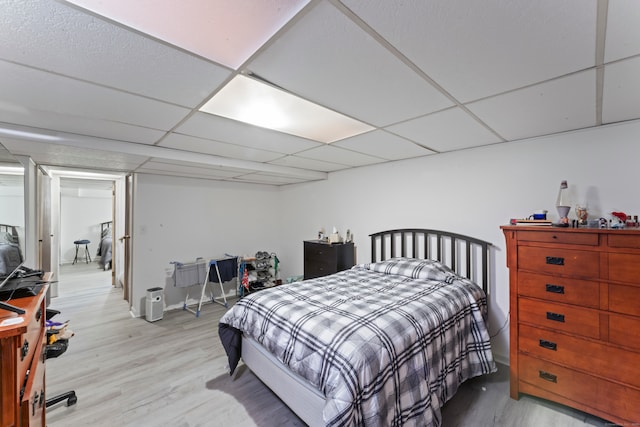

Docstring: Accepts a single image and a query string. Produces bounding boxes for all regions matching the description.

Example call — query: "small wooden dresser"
[303,240,355,280]
[502,226,640,425]
[0,284,48,427]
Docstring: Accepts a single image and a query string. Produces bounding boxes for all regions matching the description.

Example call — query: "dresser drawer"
[304,259,336,279]
[304,242,337,259]
[518,354,595,405]
[608,253,640,284]
[519,324,640,389]
[519,354,640,423]
[609,284,640,316]
[609,314,640,351]
[518,298,600,339]
[608,233,640,249]
[517,231,599,246]
[518,246,600,278]
[517,271,599,308]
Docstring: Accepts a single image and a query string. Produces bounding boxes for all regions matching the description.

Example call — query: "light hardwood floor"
[46,263,612,427]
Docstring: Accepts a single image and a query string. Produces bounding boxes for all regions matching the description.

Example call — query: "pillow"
[365,257,459,283]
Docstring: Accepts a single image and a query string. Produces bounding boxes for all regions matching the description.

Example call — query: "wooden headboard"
[369,228,492,294]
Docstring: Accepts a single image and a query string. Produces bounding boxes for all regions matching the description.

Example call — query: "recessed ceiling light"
[199,74,374,143]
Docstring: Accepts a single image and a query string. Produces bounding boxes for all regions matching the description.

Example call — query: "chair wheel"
[67,395,77,406]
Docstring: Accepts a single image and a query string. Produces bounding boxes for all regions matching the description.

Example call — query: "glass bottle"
[556,180,571,226]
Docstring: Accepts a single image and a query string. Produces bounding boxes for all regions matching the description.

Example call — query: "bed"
[0,224,23,277]
[219,229,496,427]
[96,221,112,270]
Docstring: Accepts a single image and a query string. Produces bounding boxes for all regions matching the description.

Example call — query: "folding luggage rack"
[171,256,238,317]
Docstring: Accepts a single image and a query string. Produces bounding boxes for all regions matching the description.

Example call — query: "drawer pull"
[545,284,565,294]
[539,339,557,351]
[546,311,565,322]
[545,256,565,265]
[21,339,29,361]
[539,370,558,383]
[32,391,40,416]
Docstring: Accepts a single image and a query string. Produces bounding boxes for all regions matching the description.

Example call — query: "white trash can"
[145,287,164,322]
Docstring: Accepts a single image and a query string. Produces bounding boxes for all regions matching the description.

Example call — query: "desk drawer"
[518,246,599,278]
[519,298,600,339]
[517,271,599,308]
[20,331,45,427]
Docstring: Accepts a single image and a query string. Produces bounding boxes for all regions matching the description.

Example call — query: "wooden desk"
[0,282,48,427]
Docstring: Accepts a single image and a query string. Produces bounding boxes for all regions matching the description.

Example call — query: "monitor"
[0,262,26,315]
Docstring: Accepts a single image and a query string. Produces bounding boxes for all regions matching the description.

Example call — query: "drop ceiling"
[0,0,638,186]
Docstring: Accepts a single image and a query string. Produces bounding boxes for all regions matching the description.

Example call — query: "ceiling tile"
[468,70,597,141]
[248,1,453,127]
[0,138,148,171]
[63,0,311,70]
[344,0,597,102]
[137,159,244,179]
[602,56,640,124]
[0,108,165,145]
[159,133,283,163]
[385,108,501,152]
[0,61,191,131]
[175,112,321,154]
[333,130,435,160]
[269,155,348,172]
[604,0,640,62]
[1,0,230,107]
[296,144,386,167]
[231,173,307,185]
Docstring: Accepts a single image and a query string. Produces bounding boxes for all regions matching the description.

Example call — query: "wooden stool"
[73,240,91,264]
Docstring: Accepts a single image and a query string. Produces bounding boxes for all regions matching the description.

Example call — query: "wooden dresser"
[303,240,355,280]
[0,283,48,427]
[502,226,640,425]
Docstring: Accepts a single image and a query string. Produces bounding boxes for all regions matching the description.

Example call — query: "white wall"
[131,174,281,317]
[0,192,23,225]
[126,120,640,362]
[60,188,113,264]
[275,120,640,363]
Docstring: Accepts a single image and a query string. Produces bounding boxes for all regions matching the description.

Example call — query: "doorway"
[38,168,130,308]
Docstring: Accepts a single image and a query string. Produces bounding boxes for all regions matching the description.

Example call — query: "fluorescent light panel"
[0,125,61,141]
[200,75,374,143]
[0,165,24,175]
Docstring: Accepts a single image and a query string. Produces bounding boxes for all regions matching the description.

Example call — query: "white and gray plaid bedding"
[219,258,496,427]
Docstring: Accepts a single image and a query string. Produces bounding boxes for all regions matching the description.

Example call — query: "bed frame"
[370,228,491,294]
[241,228,492,427]
[100,221,112,237]
[0,224,19,239]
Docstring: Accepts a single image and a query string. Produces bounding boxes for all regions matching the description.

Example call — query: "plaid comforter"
[219,258,496,427]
